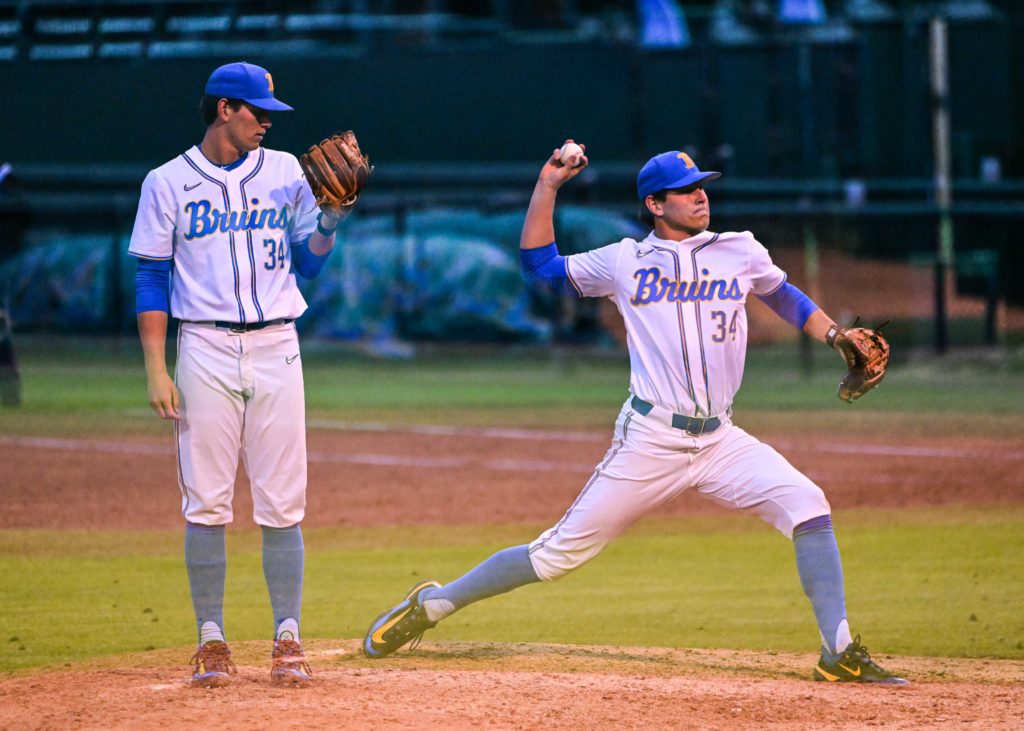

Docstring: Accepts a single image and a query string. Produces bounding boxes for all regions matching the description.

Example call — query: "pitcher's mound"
[2,641,1022,730]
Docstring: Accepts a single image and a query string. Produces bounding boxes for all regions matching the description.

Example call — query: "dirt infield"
[2,422,1023,729]
[2,422,1022,530]
[2,641,1023,730]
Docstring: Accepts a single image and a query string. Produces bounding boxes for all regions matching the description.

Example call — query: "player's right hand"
[538,139,588,190]
[147,371,181,420]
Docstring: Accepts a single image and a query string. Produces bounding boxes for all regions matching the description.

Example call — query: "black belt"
[210,318,293,332]
[630,396,722,436]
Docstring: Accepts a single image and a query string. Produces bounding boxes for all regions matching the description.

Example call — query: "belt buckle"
[686,418,706,437]
[229,324,247,334]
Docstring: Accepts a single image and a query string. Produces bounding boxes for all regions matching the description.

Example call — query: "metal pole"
[797,40,817,375]
[800,221,820,377]
[798,40,815,175]
[930,16,953,354]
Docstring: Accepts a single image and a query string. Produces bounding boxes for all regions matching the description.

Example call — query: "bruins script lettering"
[630,267,742,306]
[183,200,290,241]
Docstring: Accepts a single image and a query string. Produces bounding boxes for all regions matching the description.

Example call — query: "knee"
[783,484,832,538]
[527,548,572,581]
[794,513,833,537]
[806,485,831,517]
[527,541,602,581]
[186,520,226,534]
[261,522,302,533]
[254,503,305,529]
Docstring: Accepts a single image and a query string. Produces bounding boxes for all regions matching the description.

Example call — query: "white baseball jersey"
[129,144,318,528]
[527,228,828,579]
[565,229,786,418]
[128,145,318,324]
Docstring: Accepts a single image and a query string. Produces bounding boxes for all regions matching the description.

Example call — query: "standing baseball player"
[130,62,367,687]
[363,143,905,684]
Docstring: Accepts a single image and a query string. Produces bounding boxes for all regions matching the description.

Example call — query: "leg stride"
[363,545,540,659]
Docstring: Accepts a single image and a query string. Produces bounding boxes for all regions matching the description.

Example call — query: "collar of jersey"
[190,145,254,175]
[644,230,718,248]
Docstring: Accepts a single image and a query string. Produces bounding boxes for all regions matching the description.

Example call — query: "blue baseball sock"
[261,524,304,638]
[185,522,226,643]
[421,545,539,622]
[793,514,851,658]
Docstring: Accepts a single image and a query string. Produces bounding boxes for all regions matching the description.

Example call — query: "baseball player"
[363,143,906,685]
[130,62,361,687]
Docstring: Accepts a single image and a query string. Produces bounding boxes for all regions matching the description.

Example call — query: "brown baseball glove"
[299,131,372,211]
[828,320,890,403]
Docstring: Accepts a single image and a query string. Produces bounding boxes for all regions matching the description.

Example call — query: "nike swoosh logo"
[637,249,655,258]
[184,182,202,191]
[816,664,840,682]
[286,354,299,364]
[837,662,861,677]
[371,606,411,645]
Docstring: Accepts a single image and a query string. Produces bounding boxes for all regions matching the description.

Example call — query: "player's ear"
[644,195,662,218]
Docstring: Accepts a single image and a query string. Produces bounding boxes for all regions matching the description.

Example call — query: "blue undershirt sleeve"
[756,281,820,330]
[134,257,171,314]
[520,242,567,288]
[290,236,331,279]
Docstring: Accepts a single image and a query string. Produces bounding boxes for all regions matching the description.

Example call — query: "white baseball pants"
[174,321,307,528]
[528,397,830,581]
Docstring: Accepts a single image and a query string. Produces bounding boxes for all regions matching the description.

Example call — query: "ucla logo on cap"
[636,149,722,200]
[204,61,294,112]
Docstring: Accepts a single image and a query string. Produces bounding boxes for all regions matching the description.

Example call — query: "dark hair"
[637,190,668,226]
[199,96,243,126]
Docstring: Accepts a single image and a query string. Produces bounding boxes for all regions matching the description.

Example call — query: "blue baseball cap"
[204,62,293,111]
[637,151,720,200]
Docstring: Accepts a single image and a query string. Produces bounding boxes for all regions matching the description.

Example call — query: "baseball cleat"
[363,579,442,659]
[189,640,237,688]
[812,635,909,685]
[270,638,313,687]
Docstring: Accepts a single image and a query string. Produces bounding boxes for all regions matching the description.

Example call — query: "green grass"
[2,336,1023,436]
[1,337,1022,674]
[2,507,1022,673]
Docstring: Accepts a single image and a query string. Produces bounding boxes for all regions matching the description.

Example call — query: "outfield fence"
[0,171,1022,353]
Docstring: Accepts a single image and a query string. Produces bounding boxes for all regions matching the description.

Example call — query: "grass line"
[2,507,1021,673]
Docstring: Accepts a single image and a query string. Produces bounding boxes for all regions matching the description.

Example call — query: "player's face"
[224,102,272,153]
[648,184,710,239]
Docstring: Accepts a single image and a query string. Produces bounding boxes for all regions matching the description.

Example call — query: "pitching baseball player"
[129,62,365,688]
[363,143,905,684]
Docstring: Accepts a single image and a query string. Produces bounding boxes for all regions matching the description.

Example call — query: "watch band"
[825,323,841,348]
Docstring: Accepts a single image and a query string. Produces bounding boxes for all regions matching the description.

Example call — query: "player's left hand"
[538,139,589,190]
[300,131,372,214]
[829,322,890,403]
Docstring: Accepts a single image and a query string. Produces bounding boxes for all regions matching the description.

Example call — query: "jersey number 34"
[264,238,286,270]
[710,310,738,342]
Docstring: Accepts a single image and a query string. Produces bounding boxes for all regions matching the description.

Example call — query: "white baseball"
[558,142,584,167]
